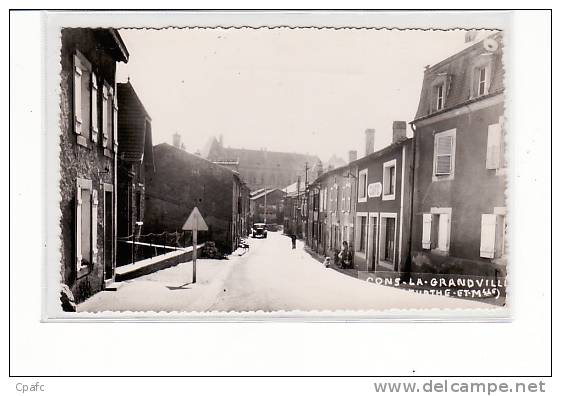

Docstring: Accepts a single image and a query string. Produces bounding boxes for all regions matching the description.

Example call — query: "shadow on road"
[166,282,193,290]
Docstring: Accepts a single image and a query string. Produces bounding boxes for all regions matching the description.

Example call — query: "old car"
[252,223,268,238]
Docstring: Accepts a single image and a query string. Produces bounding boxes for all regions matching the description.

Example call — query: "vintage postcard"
[42,11,511,320]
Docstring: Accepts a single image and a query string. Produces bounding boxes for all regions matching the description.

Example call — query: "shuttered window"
[486,117,506,170]
[433,130,456,178]
[422,214,432,249]
[91,72,99,142]
[73,51,92,137]
[101,85,109,147]
[480,214,497,258]
[437,213,450,252]
[76,178,97,272]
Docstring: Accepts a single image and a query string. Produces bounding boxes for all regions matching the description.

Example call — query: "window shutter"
[91,72,98,143]
[113,89,119,150]
[480,214,497,258]
[486,123,501,169]
[437,213,450,252]
[91,189,98,265]
[422,214,432,249]
[102,85,109,148]
[76,184,83,269]
[73,55,83,135]
[435,135,453,175]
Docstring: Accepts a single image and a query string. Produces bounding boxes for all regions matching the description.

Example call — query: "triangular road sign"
[182,206,208,231]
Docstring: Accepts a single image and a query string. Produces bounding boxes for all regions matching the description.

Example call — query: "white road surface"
[79,231,491,313]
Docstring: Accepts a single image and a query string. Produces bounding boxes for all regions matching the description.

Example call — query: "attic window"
[435,84,445,110]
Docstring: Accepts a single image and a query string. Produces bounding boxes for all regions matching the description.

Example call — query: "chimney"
[173,132,181,148]
[316,160,324,177]
[219,134,224,147]
[348,150,357,163]
[365,129,375,156]
[392,121,407,143]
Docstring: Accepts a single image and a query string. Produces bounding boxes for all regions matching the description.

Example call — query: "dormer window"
[472,62,491,98]
[477,66,489,96]
[436,84,445,110]
[430,74,449,114]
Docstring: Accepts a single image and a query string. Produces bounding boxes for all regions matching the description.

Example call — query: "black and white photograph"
[49,21,512,315]
[7,6,554,388]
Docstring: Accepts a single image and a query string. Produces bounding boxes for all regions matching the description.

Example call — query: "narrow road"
[79,230,490,312]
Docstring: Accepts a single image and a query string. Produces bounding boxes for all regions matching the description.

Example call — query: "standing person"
[339,241,350,269]
[291,234,297,249]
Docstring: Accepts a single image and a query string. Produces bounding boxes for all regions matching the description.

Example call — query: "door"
[384,217,395,263]
[369,217,378,271]
[104,190,114,280]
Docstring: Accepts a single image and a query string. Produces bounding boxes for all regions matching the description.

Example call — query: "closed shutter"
[91,72,98,142]
[76,184,83,268]
[437,213,450,252]
[480,214,497,258]
[113,88,119,150]
[73,55,83,135]
[91,189,98,264]
[422,214,432,249]
[435,135,453,175]
[102,85,109,147]
[486,123,501,169]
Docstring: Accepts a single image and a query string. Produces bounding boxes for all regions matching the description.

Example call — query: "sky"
[116,28,492,163]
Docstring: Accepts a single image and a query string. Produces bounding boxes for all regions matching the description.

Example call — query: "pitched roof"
[413,32,504,121]
[117,81,152,162]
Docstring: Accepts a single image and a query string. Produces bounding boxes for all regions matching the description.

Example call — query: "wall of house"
[352,141,414,273]
[411,101,506,276]
[59,29,118,303]
[144,144,236,254]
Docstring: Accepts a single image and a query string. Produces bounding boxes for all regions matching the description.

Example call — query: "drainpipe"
[405,124,417,282]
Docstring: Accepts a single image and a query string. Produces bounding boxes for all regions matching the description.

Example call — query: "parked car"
[252,223,268,238]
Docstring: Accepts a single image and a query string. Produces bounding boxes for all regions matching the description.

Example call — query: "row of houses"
[289,32,506,282]
[59,28,251,307]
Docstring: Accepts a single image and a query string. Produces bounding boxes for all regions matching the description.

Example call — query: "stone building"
[202,135,321,191]
[410,32,506,278]
[59,28,129,306]
[144,143,250,254]
[115,80,154,266]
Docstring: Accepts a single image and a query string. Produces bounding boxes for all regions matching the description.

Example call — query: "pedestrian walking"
[291,234,297,249]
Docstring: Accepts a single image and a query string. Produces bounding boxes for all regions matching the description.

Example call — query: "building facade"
[144,143,250,254]
[304,124,414,274]
[409,32,506,278]
[250,188,285,225]
[203,135,321,191]
[352,128,414,273]
[116,81,154,266]
[59,28,129,305]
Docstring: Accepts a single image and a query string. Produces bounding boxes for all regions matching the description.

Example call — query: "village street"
[79,230,487,312]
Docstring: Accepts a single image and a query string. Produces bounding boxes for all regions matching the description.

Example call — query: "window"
[486,116,506,171]
[382,159,397,200]
[358,169,368,202]
[73,51,93,146]
[473,64,491,97]
[435,83,445,111]
[433,129,456,180]
[421,208,452,254]
[356,215,368,253]
[76,178,98,271]
[480,208,506,259]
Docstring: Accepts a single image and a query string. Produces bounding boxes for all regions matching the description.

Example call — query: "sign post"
[182,207,208,284]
